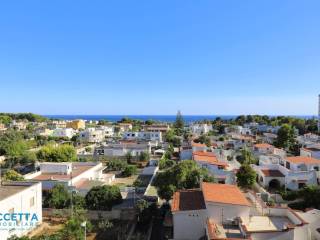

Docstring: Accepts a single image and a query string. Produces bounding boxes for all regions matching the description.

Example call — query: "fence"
[43,208,136,221]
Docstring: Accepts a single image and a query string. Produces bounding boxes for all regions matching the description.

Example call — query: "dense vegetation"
[36,144,77,162]
[0,113,47,123]
[153,160,215,201]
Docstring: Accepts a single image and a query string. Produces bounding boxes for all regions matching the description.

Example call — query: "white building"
[255,156,320,190]
[10,120,28,130]
[98,125,114,137]
[190,123,213,136]
[79,128,105,143]
[172,182,310,240]
[51,128,76,139]
[301,145,320,160]
[0,182,42,239]
[118,123,133,132]
[95,142,151,157]
[122,131,162,143]
[25,162,109,194]
[192,151,234,184]
[225,125,252,135]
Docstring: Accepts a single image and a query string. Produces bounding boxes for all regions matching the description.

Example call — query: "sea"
[44,115,317,124]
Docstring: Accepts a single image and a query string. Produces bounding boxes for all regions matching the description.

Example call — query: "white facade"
[206,202,250,225]
[123,131,162,142]
[51,128,75,139]
[98,125,114,137]
[79,128,105,143]
[190,123,212,136]
[0,182,42,239]
[173,210,207,240]
[96,142,151,157]
[25,162,105,192]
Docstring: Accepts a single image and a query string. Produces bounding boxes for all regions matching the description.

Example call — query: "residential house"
[98,125,114,137]
[123,131,162,143]
[255,156,320,190]
[172,182,310,240]
[253,143,275,155]
[190,123,213,136]
[0,182,42,239]
[95,142,151,157]
[35,128,53,137]
[79,128,105,143]
[192,151,234,184]
[301,145,320,160]
[142,124,170,133]
[10,120,28,130]
[66,119,85,130]
[262,132,278,144]
[25,162,109,194]
[47,120,67,129]
[52,128,76,139]
[118,123,133,132]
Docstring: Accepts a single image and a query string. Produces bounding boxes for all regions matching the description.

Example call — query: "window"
[30,197,35,207]
[286,161,290,169]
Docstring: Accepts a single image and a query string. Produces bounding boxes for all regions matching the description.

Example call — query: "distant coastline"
[44,115,317,124]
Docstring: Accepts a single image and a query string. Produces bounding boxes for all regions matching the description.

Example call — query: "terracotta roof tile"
[254,143,274,149]
[202,183,250,206]
[261,169,285,177]
[171,189,206,212]
[192,142,207,148]
[193,152,228,167]
[286,156,320,165]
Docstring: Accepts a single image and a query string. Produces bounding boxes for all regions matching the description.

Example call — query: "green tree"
[174,110,184,130]
[275,124,297,151]
[237,148,257,165]
[45,184,71,209]
[3,170,24,181]
[159,157,176,170]
[153,160,215,200]
[107,159,127,171]
[85,185,122,210]
[60,210,91,240]
[125,151,133,164]
[138,151,150,162]
[236,164,256,189]
[194,134,211,147]
[37,144,77,162]
[122,165,137,177]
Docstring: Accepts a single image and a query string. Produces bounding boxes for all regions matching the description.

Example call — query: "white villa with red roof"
[255,155,320,190]
[192,151,235,184]
[171,183,310,240]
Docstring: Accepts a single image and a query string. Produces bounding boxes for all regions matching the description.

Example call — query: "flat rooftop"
[31,163,101,181]
[207,219,246,239]
[0,182,38,201]
[244,216,293,232]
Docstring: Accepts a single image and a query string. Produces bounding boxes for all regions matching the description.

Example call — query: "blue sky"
[0,0,319,115]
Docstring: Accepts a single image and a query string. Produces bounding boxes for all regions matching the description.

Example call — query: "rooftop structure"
[202,182,250,207]
[0,182,42,239]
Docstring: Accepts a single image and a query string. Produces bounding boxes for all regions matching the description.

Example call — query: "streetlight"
[81,221,86,240]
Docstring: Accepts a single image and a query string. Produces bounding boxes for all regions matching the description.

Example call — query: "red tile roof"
[192,142,207,148]
[254,143,274,149]
[193,151,228,167]
[171,189,206,212]
[286,156,320,165]
[261,169,285,177]
[202,182,250,206]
